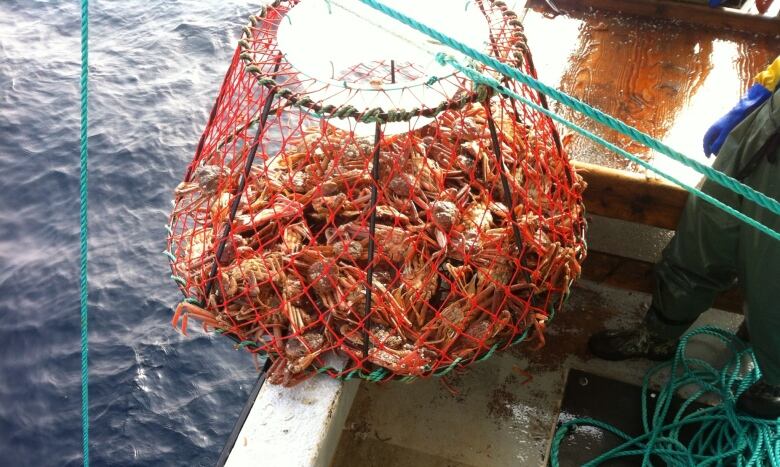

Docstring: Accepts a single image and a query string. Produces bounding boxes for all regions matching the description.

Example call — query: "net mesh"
[167,0,587,385]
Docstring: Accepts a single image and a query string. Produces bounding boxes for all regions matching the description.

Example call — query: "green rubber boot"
[588,307,684,362]
[737,379,780,419]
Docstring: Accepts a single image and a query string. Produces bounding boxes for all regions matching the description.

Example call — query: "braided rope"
[79,0,90,464]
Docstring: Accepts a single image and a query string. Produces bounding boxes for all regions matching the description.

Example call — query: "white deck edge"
[226,355,359,467]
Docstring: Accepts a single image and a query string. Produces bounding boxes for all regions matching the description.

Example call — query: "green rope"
[438,54,780,242]
[550,327,779,466]
[79,0,90,464]
[357,0,780,237]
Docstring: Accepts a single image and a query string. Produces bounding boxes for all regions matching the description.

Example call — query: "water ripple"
[1,1,264,465]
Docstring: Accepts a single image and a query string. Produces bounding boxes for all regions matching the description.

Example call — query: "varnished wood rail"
[573,161,688,231]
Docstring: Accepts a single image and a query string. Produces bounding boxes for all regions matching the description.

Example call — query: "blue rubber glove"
[702,83,772,157]
[708,0,725,6]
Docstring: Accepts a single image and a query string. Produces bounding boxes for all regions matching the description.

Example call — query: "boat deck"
[224,2,775,465]
[331,282,741,466]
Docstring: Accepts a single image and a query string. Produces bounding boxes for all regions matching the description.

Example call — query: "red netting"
[167,0,587,385]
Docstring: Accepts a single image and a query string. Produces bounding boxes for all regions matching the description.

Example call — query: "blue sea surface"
[0,1,265,465]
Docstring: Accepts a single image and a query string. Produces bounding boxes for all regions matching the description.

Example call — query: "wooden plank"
[574,161,688,230]
[529,0,780,35]
[582,249,743,313]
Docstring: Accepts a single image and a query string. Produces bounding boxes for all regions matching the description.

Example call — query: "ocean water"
[0,1,265,465]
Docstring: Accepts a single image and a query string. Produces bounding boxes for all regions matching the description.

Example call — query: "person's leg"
[590,88,778,361]
[740,161,780,384]
[588,197,740,360]
[645,183,741,335]
[588,169,741,360]
[741,242,780,383]
[735,91,780,418]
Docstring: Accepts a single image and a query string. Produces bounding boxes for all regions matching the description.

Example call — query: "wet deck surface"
[330,283,644,467]
[522,6,777,185]
[330,282,742,466]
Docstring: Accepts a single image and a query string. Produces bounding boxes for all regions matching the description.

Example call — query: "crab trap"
[166,0,587,385]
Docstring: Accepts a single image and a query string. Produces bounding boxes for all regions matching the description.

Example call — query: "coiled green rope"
[356,0,780,241]
[79,0,90,465]
[551,327,780,466]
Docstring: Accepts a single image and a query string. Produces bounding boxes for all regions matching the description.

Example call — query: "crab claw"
[181,313,189,336]
[172,302,186,331]
[172,301,220,336]
[529,314,547,351]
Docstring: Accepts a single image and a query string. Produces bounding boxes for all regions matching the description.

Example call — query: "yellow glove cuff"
[755,56,780,92]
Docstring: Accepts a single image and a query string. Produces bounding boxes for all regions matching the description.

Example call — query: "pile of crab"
[168,103,587,385]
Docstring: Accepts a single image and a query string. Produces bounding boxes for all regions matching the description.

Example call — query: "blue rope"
[437,54,780,242]
[357,0,780,224]
[79,0,90,465]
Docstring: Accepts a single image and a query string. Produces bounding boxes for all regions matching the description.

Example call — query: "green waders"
[648,88,780,384]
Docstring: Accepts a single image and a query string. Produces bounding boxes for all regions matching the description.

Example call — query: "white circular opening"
[276,0,492,135]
